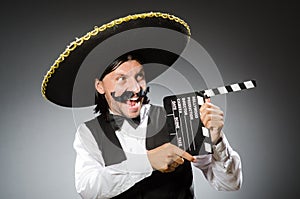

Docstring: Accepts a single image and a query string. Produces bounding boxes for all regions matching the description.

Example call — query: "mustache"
[111,87,150,103]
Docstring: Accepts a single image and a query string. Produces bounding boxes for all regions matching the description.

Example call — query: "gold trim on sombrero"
[41,11,191,100]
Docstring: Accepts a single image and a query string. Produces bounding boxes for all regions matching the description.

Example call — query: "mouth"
[126,97,142,111]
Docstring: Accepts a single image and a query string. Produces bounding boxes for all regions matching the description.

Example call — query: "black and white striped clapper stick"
[163,79,257,155]
[197,79,256,104]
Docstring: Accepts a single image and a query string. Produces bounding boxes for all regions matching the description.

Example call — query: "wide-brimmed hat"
[41,12,191,107]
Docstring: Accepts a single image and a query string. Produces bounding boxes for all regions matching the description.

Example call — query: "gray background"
[0,1,299,198]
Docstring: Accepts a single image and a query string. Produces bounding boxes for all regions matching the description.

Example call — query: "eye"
[136,72,145,81]
[117,76,126,82]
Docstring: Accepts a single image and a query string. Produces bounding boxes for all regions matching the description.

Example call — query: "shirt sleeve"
[192,133,243,191]
[73,124,153,199]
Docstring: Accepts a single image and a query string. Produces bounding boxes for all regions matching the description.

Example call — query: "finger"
[205,98,211,103]
[169,162,179,169]
[199,98,211,113]
[201,113,209,127]
[202,113,223,127]
[200,106,211,121]
[171,156,184,166]
[163,167,176,173]
[174,157,184,165]
[170,161,179,167]
[200,103,221,119]
[200,102,208,113]
[159,164,176,173]
[181,152,195,162]
[201,101,221,112]
[173,147,194,162]
[205,120,224,131]
[201,109,224,125]
[202,104,222,114]
[200,100,214,113]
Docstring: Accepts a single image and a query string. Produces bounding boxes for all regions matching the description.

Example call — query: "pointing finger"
[173,147,195,162]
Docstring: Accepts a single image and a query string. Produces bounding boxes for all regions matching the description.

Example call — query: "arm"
[193,99,242,190]
[193,133,242,191]
[73,124,153,199]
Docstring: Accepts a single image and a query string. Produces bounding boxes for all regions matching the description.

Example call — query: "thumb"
[205,97,211,103]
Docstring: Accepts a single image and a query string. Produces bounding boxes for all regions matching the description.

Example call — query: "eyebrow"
[137,68,145,74]
[113,67,145,77]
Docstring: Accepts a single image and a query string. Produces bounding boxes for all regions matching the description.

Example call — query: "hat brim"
[41,12,191,107]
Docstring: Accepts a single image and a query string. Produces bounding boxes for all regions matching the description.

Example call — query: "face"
[95,60,147,118]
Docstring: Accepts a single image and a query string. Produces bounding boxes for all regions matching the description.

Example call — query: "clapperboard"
[163,80,256,155]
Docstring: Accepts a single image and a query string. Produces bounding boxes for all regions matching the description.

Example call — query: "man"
[41,12,242,198]
[74,53,242,198]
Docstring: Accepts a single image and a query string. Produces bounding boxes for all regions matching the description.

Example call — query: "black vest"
[85,105,193,199]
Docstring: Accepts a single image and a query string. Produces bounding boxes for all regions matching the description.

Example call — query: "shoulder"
[76,115,103,144]
[84,114,107,133]
[84,115,101,126]
[74,123,98,151]
[75,123,93,141]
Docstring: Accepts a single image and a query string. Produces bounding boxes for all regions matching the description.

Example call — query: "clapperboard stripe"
[212,88,220,95]
[217,86,228,95]
[163,79,256,156]
[201,79,256,98]
[197,96,204,105]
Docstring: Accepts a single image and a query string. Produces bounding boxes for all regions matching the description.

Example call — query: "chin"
[127,111,140,119]
[126,107,142,118]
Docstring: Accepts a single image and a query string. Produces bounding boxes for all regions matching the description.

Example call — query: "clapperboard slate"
[163,80,256,155]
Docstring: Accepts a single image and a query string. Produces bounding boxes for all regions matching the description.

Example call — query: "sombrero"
[41,12,191,107]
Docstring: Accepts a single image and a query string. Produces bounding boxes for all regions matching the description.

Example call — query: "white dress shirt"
[73,104,242,199]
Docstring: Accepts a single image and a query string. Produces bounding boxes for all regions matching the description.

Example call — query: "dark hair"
[94,53,149,114]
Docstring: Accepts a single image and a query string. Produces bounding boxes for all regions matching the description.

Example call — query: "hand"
[147,143,195,173]
[200,98,224,144]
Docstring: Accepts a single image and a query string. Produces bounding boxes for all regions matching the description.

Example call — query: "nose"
[128,77,141,94]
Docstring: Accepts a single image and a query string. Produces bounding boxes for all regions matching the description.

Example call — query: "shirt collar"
[108,104,151,129]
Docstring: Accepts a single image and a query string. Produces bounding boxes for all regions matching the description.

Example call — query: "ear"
[95,78,105,94]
